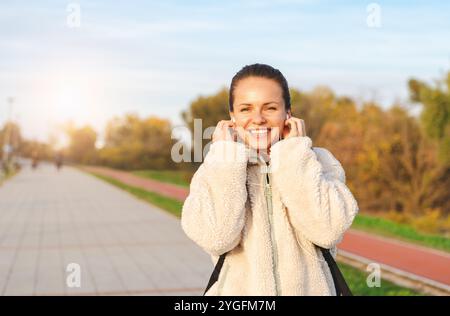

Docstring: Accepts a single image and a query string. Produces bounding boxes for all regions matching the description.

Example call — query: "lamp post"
[2,97,15,174]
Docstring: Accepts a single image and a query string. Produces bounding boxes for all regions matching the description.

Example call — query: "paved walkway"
[0,163,212,296]
[85,165,450,287]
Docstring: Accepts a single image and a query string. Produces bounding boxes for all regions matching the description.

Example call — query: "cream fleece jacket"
[181,136,359,296]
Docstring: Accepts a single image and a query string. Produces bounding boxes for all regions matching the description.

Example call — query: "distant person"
[181,63,359,296]
[55,152,64,171]
[31,150,39,170]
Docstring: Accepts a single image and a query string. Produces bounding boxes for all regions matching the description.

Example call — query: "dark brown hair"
[229,63,291,112]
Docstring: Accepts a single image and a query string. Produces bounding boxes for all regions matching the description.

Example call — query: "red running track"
[340,230,450,285]
[83,166,189,201]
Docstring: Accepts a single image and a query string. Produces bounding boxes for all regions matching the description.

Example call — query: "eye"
[240,108,249,112]
[268,107,277,110]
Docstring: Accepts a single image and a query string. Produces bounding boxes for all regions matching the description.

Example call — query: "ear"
[286,111,291,119]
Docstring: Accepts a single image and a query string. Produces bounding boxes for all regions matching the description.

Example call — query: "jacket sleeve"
[181,140,249,256]
[270,136,359,249]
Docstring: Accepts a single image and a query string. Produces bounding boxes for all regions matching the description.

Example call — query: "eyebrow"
[238,102,279,107]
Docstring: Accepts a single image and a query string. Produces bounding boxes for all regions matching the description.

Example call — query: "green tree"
[66,125,97,164]
[0,121,22,160]
[408,71,450,165]
[18,140,54,161]
[290,86,336,141]
[99,113,176,170]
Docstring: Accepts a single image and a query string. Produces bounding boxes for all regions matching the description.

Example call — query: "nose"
[251,111,266,124]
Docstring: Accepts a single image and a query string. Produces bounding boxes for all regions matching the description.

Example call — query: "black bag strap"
[203,252,228,295]
[203,247,352,296]
[316,246,353,296]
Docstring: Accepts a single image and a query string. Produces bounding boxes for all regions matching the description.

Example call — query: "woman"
[181,63,359,295]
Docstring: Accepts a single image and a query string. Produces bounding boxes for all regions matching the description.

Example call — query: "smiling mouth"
[247,128,271,135]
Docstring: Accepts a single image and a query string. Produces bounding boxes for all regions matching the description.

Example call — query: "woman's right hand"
[212,120,237,143]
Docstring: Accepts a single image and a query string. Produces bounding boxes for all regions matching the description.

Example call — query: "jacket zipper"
[263,163,281,295]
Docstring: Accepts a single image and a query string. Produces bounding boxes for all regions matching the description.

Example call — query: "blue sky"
[0,0,449,144]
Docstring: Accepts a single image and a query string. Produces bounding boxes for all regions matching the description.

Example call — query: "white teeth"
[249,129,270,135]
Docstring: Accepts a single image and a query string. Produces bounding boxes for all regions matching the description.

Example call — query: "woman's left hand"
[282,117,307,139]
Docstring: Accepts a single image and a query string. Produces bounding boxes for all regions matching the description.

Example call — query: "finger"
[288,118,301,136]
[293,119,305,136]
[234,125,248,143]
[300,120,306,136]
[291,120,300,137]
[225,121,236,134]
[216,121,228,137]
[234,125,245,134]
[221,121,232,132]
[284,118,292,128]
[293,119,302,137]
[233,126,245,142]
[225,121,237,140]
[282,119,293,138]
[287,120,297,137]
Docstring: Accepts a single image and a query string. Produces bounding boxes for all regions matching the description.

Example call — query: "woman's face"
[231,76,290,151]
